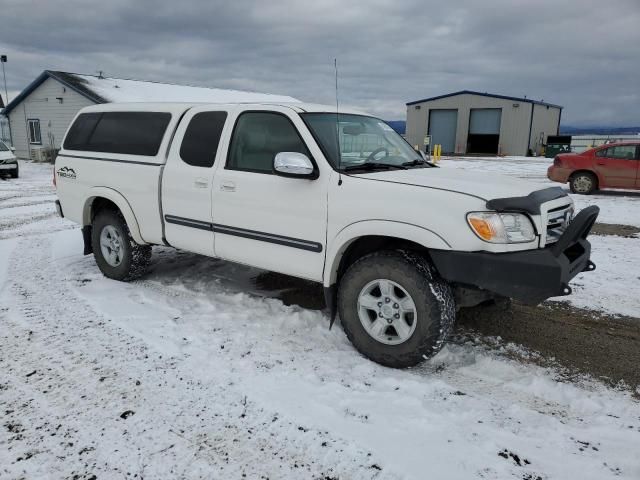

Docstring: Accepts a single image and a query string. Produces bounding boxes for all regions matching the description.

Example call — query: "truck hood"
[352,167,545,201]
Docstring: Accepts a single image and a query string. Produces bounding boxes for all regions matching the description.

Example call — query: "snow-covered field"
[1,160,640,479]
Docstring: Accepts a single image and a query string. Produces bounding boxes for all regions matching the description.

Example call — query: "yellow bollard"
[434,144,441,163]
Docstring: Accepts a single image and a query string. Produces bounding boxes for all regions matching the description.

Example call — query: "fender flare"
[82,187,146,245]
[323,220,451,288]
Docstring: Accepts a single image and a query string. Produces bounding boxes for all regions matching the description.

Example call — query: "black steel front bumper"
[430,206,600,305]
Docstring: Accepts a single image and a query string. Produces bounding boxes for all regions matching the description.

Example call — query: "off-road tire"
[569,172,597,194]
[338,250,455,368]
[91,209,151,281]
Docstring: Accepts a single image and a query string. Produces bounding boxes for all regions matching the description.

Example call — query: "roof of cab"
[78,101,369,116]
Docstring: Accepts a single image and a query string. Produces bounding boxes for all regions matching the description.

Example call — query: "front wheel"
[338,251,455,368]
[91,209,151,281]
[570,172,597,194]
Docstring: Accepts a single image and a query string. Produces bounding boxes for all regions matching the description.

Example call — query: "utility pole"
[0,55,8,106]
[1,55,13,146]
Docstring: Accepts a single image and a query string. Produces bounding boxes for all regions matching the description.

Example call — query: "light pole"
[1,55,8,107]
[1,55,13,146]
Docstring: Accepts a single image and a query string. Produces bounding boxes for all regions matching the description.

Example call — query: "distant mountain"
[560,126,640,135]
[386,120,406,135]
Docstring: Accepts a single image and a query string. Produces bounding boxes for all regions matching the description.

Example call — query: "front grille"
[545,204,574,244]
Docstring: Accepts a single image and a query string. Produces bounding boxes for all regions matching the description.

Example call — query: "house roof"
[2,70,300,115]
[406,90,562,109]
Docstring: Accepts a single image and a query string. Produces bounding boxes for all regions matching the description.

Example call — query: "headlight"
[467,212,536,243]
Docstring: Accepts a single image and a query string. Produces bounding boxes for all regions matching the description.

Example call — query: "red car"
[547,141,640,194]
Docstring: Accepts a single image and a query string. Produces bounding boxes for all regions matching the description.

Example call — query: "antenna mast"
[334,58,342,185]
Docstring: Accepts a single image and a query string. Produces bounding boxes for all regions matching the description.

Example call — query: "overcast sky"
[1,0,638,126]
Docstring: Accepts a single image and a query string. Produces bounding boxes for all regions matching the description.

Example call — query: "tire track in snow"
[1,235,398,479]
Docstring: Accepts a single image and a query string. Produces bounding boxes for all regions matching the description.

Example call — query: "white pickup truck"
[55,102,599,367]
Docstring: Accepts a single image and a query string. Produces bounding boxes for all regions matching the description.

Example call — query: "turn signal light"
[468,217,495,241]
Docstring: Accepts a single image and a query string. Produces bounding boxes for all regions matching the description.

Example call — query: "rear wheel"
[338,250,455,368]
[91,209,151,281]
[570,172,596,194]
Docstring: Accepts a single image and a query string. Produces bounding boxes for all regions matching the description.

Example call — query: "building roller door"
[428,109,457,154]
[467,108,501,154]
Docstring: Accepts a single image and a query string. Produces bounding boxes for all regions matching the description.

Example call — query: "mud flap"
[324,285,338,329]
[82,226,93,255]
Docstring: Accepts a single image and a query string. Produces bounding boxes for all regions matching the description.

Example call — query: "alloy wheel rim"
[100,225,124,267]
[357,279,417,345]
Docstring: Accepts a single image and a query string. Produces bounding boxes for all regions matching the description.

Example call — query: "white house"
[2,70,299,160]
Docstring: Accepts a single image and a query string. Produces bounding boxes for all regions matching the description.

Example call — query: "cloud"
[0,0,638,125]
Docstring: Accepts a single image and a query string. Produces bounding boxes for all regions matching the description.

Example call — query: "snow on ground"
[566,234,640,317]
[441,156,640,228]
[1,160,640,478]
[1,228,639,479]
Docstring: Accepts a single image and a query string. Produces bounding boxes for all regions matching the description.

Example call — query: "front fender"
[82,187,146,245]
[323,220,451,287]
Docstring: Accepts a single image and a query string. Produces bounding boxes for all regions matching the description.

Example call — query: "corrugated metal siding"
[529,104,561,155]
[8,77,95,159]
[406,93,560,156]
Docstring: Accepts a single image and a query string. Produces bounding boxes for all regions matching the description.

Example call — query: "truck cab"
[55,102,599,368]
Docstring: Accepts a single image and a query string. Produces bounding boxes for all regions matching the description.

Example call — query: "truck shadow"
[147,247,640,390]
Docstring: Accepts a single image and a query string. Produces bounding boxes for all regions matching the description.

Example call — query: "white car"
[0,140,18,178]
[54,102,599,367]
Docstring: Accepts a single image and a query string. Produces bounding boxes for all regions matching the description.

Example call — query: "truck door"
[594,145,637,189]
[211,107,329,282]
[161,108,229,256]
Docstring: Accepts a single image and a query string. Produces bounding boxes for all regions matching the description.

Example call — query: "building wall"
[8,77,95,159]
[529,104,561,155]
[406,93,561,156]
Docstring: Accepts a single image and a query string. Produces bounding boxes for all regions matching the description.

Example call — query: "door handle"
[596,162,605,165]
[221,181,236,192]
[194,178,208,188]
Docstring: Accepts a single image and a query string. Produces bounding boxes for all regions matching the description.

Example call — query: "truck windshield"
[301,113,427,171]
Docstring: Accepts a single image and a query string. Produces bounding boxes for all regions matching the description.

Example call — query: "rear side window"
[179,112,228,167]
[227,112,310,173]
[596,145,638,160]
[64,112,171,156]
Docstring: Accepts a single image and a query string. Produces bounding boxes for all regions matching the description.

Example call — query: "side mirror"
[273,152,316,178]
[10,146,16,152]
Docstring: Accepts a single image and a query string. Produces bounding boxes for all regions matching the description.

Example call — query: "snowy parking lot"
[1,159,640,479]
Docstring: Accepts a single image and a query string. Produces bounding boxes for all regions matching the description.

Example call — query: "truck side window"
[63,112,171,156]
[179,112,228,168]
[226,112,310,173]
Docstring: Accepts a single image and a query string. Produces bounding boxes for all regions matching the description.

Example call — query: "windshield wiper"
[401,159,437,168]
[343,162,408,172]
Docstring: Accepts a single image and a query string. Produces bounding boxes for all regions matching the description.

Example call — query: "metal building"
[405,91,562,156]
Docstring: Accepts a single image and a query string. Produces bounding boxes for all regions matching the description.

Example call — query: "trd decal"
[56,166,77,179]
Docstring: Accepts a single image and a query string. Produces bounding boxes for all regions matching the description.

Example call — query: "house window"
[28,119,42,145]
